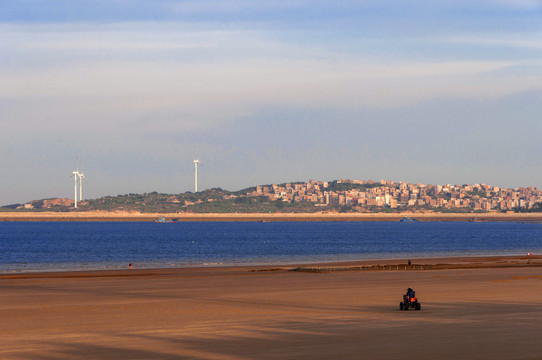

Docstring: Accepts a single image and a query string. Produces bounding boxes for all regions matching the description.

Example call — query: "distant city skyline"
[1,1,541,205]
[15,178,542,213]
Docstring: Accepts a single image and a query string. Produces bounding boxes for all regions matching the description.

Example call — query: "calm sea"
[0,221,541,272]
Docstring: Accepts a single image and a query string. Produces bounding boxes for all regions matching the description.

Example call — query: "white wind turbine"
[193,158,202,192]
[72,170,81,208]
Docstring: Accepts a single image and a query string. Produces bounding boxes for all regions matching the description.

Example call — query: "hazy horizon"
[1,1,541,205]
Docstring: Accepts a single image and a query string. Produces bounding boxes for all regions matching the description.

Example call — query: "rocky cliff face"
[18,198,74,209]
[42,198,74,207]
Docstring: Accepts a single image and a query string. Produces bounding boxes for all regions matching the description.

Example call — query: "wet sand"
[3,211,542,222]
[1,256,542,359]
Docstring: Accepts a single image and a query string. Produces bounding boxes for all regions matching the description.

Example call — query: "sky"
[1,0,542,205]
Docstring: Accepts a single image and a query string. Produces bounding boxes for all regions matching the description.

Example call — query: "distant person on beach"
[408,260,411,266]
[129,263,132,269]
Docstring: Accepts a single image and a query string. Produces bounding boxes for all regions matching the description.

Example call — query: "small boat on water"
[153,217,179,223]
[400,217,418,222]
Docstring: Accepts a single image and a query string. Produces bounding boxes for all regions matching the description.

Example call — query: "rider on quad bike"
[400,287,421,311]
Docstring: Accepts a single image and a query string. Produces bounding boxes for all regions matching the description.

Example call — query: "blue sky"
[1,0,541,204]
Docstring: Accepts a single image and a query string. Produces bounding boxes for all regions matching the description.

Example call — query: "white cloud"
[21,39,218,51]
[443,34,542,50]
[0,58,535,100]
[492,0,542,9]
[402,0,542,9]
[2,57,541,147]
[163,0,305,14]
[1,24,226,51]
[2,20,541,139]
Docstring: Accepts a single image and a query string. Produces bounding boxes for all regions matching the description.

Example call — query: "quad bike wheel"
[399,302,404,310]
[415,303,421,311]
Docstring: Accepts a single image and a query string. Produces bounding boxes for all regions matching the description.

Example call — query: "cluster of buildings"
[14,178,542,213]
[244,179,542,211]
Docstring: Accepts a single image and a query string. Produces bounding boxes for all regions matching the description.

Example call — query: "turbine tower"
[72,170,80,208]
[78,172,86,202]
[193,158,202,192]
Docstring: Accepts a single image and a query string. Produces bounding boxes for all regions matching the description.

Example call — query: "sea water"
[0,221,541,272]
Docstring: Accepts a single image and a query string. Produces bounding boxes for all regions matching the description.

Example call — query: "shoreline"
[2,254,541,278]
[2,211,542,222]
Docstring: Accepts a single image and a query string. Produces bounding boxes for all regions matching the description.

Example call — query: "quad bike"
[400,295,421,311]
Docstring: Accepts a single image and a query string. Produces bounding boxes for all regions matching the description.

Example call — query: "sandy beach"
[1,256,542,359]
[3,211,542,222]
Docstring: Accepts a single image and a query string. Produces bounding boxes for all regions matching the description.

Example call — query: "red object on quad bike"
[400,294,421,311]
